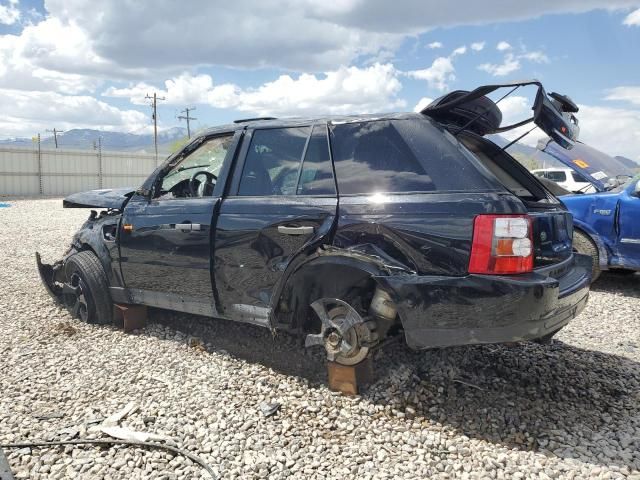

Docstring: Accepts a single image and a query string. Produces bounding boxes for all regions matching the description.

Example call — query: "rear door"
[214,124,337,325]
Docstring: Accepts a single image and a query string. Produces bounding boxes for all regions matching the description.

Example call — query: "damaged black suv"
[38,80,591,365]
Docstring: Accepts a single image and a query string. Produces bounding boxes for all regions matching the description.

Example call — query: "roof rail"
[233,117,277,124]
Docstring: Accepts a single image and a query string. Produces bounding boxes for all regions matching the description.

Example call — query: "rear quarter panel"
[334,192,527,276]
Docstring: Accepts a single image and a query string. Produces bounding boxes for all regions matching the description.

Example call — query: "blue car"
[562,175,640,281]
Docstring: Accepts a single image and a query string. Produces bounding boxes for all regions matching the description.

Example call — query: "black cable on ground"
[1,439,219,479]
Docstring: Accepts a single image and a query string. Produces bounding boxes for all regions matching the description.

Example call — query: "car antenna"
[451,85,520,137]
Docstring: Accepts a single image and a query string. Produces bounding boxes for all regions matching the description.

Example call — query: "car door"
[214,124,337,326]
[119,131,239,316]
[616,178,640,268]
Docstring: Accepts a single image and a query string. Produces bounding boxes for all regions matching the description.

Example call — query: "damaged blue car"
[562,174,640,281]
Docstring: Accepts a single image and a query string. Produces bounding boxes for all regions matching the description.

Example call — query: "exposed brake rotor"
[305,298,376,366]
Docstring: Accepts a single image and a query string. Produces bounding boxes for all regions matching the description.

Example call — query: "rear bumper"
[375,254,592,350]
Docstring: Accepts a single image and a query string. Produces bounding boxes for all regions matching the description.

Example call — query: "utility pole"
[46,128,64,148]
[178,106,197,138]
[145,92,166,160]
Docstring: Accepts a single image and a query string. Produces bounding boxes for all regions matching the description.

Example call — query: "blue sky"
[1,1,640,159]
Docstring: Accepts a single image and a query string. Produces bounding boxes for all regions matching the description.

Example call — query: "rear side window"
[330,118,498,194]
[238,127,309,196]
[297,125,335,195]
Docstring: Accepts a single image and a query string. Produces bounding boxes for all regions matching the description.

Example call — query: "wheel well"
[273,262,378,333]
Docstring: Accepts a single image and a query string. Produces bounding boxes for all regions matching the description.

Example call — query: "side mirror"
[634,181,640,197]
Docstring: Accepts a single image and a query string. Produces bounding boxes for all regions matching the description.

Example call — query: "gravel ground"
[1,197,639,479]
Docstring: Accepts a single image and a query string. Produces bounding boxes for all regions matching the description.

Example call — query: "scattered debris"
[188,336,207,353]
[101,402,138,427]
[99,426,176,445]
[52,322,77,337]
[259,401,281,418]
[452,379,486,391]
[33,412,65,421]
[0,447,14,480]
[56,427,79,440]
[0,440,219,479]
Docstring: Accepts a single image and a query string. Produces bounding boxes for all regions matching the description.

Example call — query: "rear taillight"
[468,215,533,274]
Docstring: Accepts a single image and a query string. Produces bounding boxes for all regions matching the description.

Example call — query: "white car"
[531,168,597,193]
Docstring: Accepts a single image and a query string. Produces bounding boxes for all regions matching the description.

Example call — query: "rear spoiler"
[422,80,580,149]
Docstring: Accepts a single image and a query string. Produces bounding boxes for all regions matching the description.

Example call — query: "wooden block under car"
[327,358,374,395]
[113,303,147,332]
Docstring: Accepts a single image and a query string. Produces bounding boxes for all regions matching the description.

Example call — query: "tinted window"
[297,125,335,195]
[547,171,567,182]
[238,127,310,196]
[330,118,498,194]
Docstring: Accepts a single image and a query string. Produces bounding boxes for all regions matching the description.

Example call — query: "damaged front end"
[37,188,131,310]
[36,251,66,302]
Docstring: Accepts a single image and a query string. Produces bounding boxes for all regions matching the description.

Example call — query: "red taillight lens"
[468,214,533,274]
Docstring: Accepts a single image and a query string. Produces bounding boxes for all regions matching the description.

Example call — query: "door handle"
[174,223,201,231]
[277,225,314,235]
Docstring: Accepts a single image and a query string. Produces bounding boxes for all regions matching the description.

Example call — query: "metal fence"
[0,145,160,196]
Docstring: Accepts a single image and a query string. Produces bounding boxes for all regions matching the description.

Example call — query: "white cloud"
[105,65,405,117]
[623,7,640,25]
[576,104,640,160]
[0,88,147,137]
[103,73,238,107]
[427,41,443,49]
[407,57,456,91]
[470,41,486,51]
[478,48,550,77]
[413,97,434,112]
[21,0,638,74]
[606,86,640,105]
[451,45,467,56]
[521,51,550,63]
[0,0,20,25]
[497,41,512,51]
[478,53,521,76]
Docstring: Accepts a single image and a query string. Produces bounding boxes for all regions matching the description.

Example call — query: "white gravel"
[1,197,639,479]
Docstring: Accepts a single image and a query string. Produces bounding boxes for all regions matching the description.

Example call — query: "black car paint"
[39,110,591,350]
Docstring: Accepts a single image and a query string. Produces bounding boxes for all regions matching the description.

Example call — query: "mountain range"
[0,127,189,154]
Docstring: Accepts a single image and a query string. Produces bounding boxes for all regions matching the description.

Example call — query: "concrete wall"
[0,146,160,196]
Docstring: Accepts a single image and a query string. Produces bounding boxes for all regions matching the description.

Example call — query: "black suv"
[38,81,591,365]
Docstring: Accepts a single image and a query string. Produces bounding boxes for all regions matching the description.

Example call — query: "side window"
[572,171,588,183]
[157,134,233,198]
[547,171,567,182]
[297,125,335,195]
[331,119,498,195]
[238,127,310,196]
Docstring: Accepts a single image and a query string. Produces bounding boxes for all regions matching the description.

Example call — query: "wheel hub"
[304,299,374,366]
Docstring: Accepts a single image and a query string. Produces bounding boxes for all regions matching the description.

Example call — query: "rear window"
[330,118,499,194]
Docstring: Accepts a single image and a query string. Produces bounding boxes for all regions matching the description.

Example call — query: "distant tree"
[510,152,541,171]
[169,136,190,154]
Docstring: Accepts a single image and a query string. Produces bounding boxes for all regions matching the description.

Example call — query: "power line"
[177,106,197,139]
[145,92,166,161]
[45,128,64,148]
